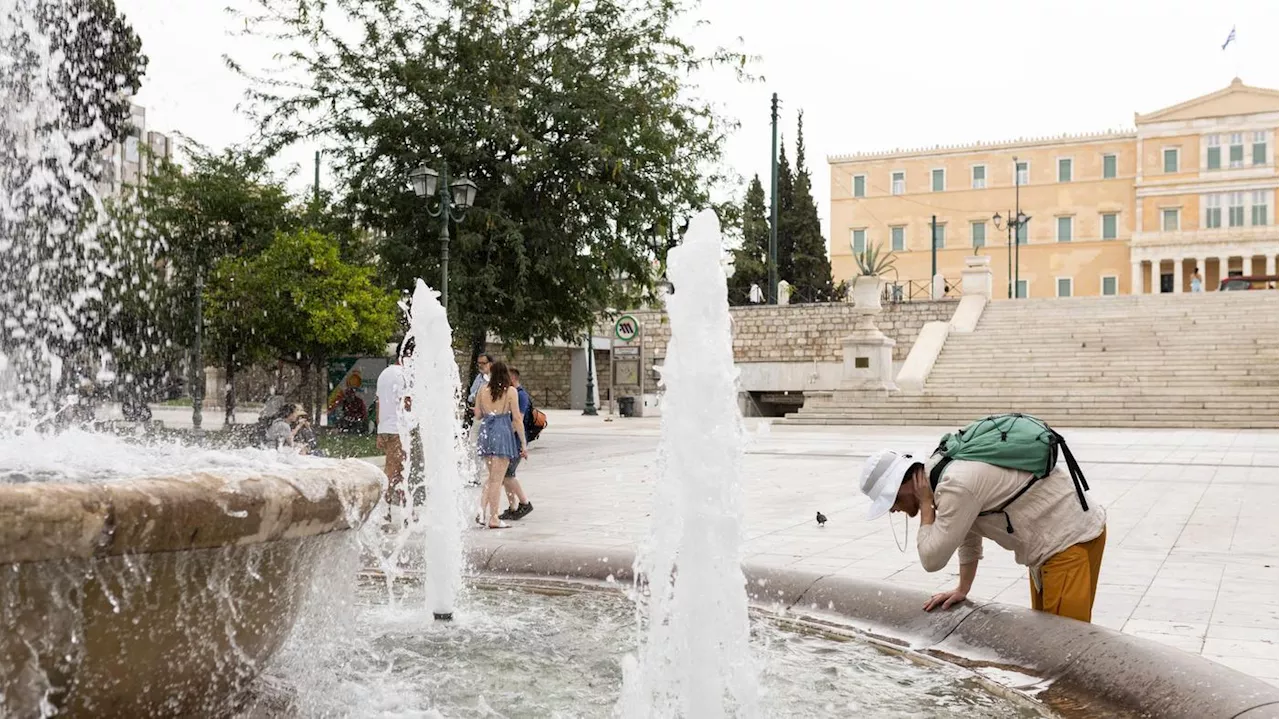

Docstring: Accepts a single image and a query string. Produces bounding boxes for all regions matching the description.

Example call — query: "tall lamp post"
[583,330,598,416]
[408,163,478,310]
[992,157,1031,299]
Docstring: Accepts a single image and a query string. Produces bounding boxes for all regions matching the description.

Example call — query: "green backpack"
[928,414,1089,534]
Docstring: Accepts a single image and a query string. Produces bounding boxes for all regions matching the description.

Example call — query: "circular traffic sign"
[614,315,639,342]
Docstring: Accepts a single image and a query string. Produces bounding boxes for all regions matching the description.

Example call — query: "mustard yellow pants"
[1030,526,1107,623]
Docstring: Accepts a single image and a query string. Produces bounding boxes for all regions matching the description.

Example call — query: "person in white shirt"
[376,338,414,522]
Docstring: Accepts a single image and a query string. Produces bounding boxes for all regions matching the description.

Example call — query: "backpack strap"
[1055,433,1090,512]
[978,476,1044,534]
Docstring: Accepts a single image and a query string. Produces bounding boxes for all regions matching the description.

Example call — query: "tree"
[726,176,768,305]
[131,144,299,421]
[774,140,795,289]
[42,0,149,152]
[787,112,834,302]
[236,0,750,383]
[207,229,398,422]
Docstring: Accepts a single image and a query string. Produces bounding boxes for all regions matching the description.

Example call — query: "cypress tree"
[727,175,769,305]
[788,111,835,302]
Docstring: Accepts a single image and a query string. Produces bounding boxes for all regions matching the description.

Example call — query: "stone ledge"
[0,462,382,564]
[467,539,1278,719]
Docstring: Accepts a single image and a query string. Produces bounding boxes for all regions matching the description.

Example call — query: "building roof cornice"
[827,129,1137,165]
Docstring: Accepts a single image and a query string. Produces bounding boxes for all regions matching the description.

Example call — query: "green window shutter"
[932,169,944,192]
[1103,155,1116,179]
[1230,144,1244,165]
[1207,147,1221,170]
[1057,278,1071,297]
[971,222,985,248]
[1102,277,1117,296]
[1253,142,1267,166]
[1163,149,1178,173]
[1057,216,1072,242]
[1102,213,1117,239]
[852,229,866,253]
[854,175,865,197]
[933,225,945,249]
[1016,223,1028,245]
[891,226,905,252]
[1058,158,1071,182]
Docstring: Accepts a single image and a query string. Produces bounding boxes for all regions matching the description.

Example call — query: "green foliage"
[785,112,834,301]
[853,242,896,277]
[726,175,769,305]
[42,0,148,152]
[235,0,752,350]
[207,229,398,366]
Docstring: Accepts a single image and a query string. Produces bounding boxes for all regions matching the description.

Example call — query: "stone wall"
[456,343,607,410]
[601,300,959,386]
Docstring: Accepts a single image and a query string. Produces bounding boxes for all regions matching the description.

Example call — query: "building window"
[972,165,986,189]
[124,136,139,164]
[1163,148,1179,173]
[1253,131,1268,166]
[931,168,945,192]
[890,226,906,252]
[1229,192,1245,227]
[1056,278,1073,297]
[1016,161,1029,186]
[1056,216,1073,242]
[1101,276,1118,296]
[1161,208,1180,231]
[1250,190,1268,226]
[1101,213,1117,240]
[1057,158,1072,182]
[1205,194,1222,228]
[1206,135,1221,170]
[891,171,905,195]
[1016,222,1028,245]
[1102,154,1117,179]
[1229,133,1244,168]
[853,175,865,198]
[932,223,946,249]
[851,228,867,254]
[971,221,986,248]
[1015,279,1028,298]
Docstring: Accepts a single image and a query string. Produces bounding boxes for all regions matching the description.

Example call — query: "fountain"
[402,278,466,620]
[620,209,758,717]
[0,1,381,716]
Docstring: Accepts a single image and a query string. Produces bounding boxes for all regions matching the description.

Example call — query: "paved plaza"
[422,410,1279,686]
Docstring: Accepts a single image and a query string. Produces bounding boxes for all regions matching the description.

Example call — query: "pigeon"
[816,511,828,527]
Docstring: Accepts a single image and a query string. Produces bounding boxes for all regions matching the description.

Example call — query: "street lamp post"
[583,331,598,416]
[992,156,1031,299]
[409,163,478,310]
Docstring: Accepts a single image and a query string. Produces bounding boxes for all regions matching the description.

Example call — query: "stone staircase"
[781,291,1279,428]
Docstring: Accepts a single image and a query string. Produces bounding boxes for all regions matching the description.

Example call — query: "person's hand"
[923,588,968,612]
[912,470,934,511]
[519,447,528,459]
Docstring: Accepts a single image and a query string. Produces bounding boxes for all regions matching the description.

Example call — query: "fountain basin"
[467,541,1279,719]
[0,460,382,718]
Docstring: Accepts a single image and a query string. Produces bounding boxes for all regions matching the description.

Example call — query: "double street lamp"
[992,156,1031,299]
[408,163,478,309]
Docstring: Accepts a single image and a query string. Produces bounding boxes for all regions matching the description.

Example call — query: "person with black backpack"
[498,368,536,520]
[856,414,1107,623]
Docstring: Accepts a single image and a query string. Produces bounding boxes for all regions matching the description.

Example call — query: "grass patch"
[316,431,379,458]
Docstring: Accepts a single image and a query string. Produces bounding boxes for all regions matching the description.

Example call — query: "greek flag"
[1222,26,1236,50]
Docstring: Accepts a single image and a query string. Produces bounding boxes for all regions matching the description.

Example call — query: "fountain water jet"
[620,209,758,718]
[403,278,467,620]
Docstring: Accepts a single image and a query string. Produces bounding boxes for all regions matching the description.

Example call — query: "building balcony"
[1131,225,1277,248]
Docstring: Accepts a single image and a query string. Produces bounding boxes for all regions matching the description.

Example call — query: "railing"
[882,277,960,303]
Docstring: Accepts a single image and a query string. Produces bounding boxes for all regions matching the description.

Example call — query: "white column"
[1172,257,1183,293]
[1219,255,1232,282]
[1131,261,1144,295]
[1267,254,1277,276]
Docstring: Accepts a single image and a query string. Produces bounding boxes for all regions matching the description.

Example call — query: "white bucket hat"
[858,449,920,520]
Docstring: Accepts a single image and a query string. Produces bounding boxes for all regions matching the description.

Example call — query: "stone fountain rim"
[0,460,383,565]
[465,539,1278,719]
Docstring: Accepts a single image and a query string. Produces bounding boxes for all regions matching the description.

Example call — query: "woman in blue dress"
[473,361,528,528]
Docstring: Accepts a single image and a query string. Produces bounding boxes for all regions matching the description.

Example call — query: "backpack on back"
[521,388,547,442]
[928,413,1089,533]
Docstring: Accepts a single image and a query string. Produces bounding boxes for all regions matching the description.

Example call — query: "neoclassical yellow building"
[829,79,1279,298]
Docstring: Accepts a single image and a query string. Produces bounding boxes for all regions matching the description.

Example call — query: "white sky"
[119,0,1280,239]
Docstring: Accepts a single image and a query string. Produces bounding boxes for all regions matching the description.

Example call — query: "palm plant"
[853,241,896,277]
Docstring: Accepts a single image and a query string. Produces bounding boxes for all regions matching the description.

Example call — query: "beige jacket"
[916,454,1106,574]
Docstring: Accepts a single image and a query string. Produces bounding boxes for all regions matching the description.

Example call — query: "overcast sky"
[118,0,1279,238]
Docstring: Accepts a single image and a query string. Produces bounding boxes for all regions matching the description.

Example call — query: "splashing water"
[1,0,119,426]
[620,209,758,717]
[404,279,467,619]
